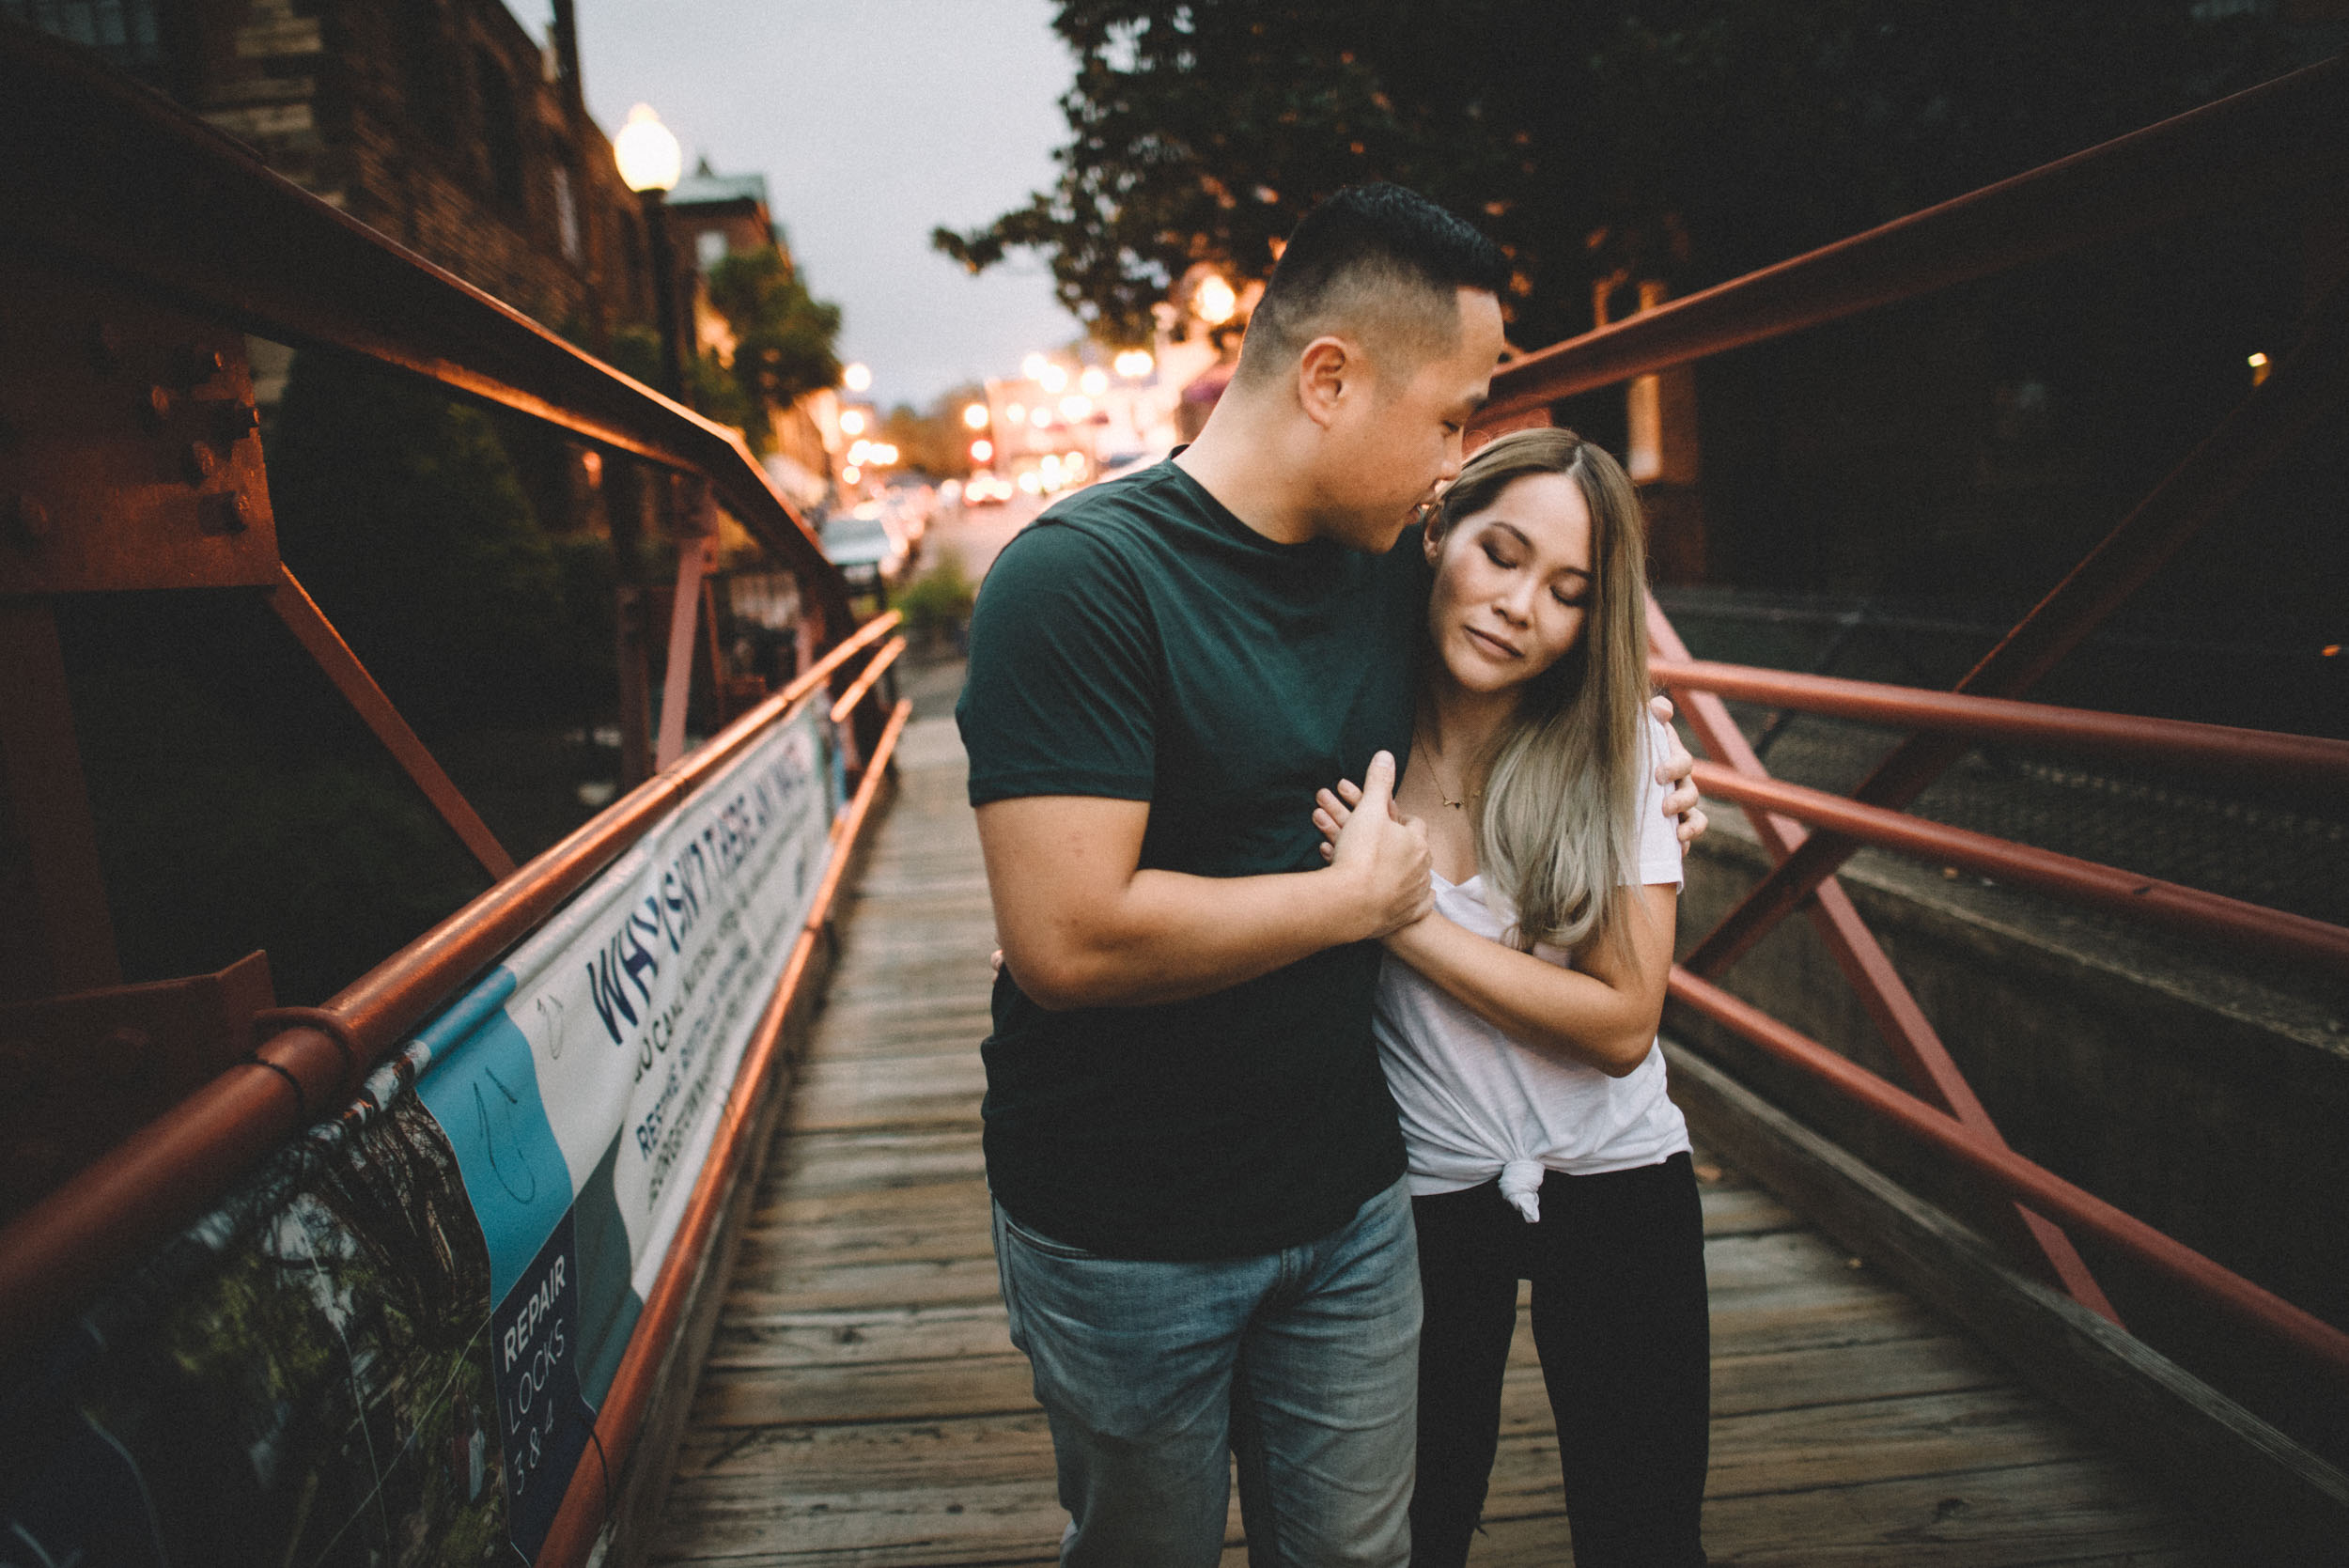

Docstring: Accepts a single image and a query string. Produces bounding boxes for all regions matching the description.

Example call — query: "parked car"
[820,508,909,596]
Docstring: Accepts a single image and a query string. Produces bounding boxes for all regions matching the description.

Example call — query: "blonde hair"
[1425,427,1655,960]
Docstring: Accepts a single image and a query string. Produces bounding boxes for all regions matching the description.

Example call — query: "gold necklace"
[1416,728,1477,811]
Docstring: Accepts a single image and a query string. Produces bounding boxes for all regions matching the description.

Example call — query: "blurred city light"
[1029,406,1051,427]
[614,104,682,193]
[2248,350,2271,385]
[1195,274,1237,325]
[842,362,873,392]
[848,439,871,463]
[1080,366,1109,396]
[971,438,993,462]
[962,402,989,428]
[839,408,867,436]
[842,464,862,484]
[1114,349,1155,379]
[1021,352,1050,380]
[1060,394,1091,419]
[1036,363,1069,394]
[1005,401,1026,424]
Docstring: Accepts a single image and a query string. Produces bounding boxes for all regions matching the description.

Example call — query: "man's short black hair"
[1235,183,1510,388]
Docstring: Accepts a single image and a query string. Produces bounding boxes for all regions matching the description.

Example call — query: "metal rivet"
[182,442,219,485]
[204,491,251,534]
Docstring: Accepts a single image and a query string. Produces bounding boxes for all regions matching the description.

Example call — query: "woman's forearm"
[1383,903,1671,1077]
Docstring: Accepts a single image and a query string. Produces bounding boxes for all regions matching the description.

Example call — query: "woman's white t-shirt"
[1373,715,1689,1222]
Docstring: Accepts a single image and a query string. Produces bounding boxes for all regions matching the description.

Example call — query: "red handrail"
[1688,760,2349,976]
[1670,969,2349,1387]
[536,696,913,1568]
[0,613,902,1365]
[1651,659,2349,787]
[1478,55,2348,423]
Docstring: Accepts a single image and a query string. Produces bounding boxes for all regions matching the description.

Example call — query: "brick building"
[5,0,656,359]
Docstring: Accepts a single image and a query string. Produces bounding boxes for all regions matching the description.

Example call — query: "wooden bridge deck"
[648,711,2215,1567]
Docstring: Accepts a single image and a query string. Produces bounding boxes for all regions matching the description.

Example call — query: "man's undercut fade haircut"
[1235,183,1510,390]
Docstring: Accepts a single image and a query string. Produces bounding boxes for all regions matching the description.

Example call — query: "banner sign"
[1,701,839,1568]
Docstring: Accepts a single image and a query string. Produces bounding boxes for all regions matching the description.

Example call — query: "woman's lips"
[1466,627,1520,660]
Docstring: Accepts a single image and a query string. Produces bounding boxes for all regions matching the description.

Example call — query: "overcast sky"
[567,1,1082,409]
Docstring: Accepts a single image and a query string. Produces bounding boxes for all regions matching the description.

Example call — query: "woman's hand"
[1648,695,1709,847]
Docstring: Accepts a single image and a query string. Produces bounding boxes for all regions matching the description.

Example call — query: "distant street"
[926,489,1043,582]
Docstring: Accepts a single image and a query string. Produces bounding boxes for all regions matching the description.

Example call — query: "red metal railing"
[1473,55,2349,1388]
[0,30,912,1562]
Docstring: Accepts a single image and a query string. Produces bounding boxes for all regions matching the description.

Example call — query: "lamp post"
[615,103,689,405]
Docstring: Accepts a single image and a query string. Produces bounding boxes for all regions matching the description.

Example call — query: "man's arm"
[979,752,1434,1011]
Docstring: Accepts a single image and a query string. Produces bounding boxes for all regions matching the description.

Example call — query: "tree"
[936,2,2317,351]
[702,247,844,451]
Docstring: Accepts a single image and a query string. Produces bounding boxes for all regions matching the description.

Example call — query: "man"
[957,184,1703,1567]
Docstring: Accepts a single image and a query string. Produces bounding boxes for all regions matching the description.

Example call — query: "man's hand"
[1314,752,1434,938]
[1648,694,1709,847]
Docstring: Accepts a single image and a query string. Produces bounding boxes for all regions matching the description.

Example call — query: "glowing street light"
[1021,352,1050,381]
[1080,366,1109,396]
[842,362,873,393]
[1060,394,1092,420]
[839,408,867,436]
[1005,401,1025,425]
[842,464,862,484]
[1114,349,1155,379]
[963,402,990,429]
[970,438,993,462]
[614,104,682,193]
[1036,363,1068,395]
[1195,274,1237,325]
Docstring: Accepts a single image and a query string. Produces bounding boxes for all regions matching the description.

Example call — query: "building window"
[696,229,728,269]
[552,163,583,263]
[475,48,526,209]
[3,0,163,68]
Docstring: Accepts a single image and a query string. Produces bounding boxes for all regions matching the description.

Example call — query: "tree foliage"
[703,247,844,449]
[935,1,2316,349]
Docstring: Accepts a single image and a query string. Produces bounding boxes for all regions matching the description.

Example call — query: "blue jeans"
[991,1177,1422,1568]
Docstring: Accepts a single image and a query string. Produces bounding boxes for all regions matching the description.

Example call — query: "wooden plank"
[1667,1044,2349,1557]
[1464,1458,2213,1566]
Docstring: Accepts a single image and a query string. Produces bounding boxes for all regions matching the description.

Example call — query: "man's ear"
[1422,506,1448,566]
[1296,335,1355,429]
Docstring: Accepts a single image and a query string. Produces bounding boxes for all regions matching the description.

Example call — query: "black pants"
[1408,1152,1710,1568]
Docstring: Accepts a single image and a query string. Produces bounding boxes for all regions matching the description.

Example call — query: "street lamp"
[614,105,688,402]
[962,402,989,429]
[843,362,874,393]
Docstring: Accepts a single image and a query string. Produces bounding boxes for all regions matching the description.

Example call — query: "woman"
[1313,427,1709,1568]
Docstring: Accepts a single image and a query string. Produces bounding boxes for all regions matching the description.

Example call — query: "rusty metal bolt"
[182,442,219,485]
[8,493,51,549]
[203,491,252,535]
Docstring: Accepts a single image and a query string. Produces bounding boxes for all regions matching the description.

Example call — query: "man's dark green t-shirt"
[956,459,1425,1260]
